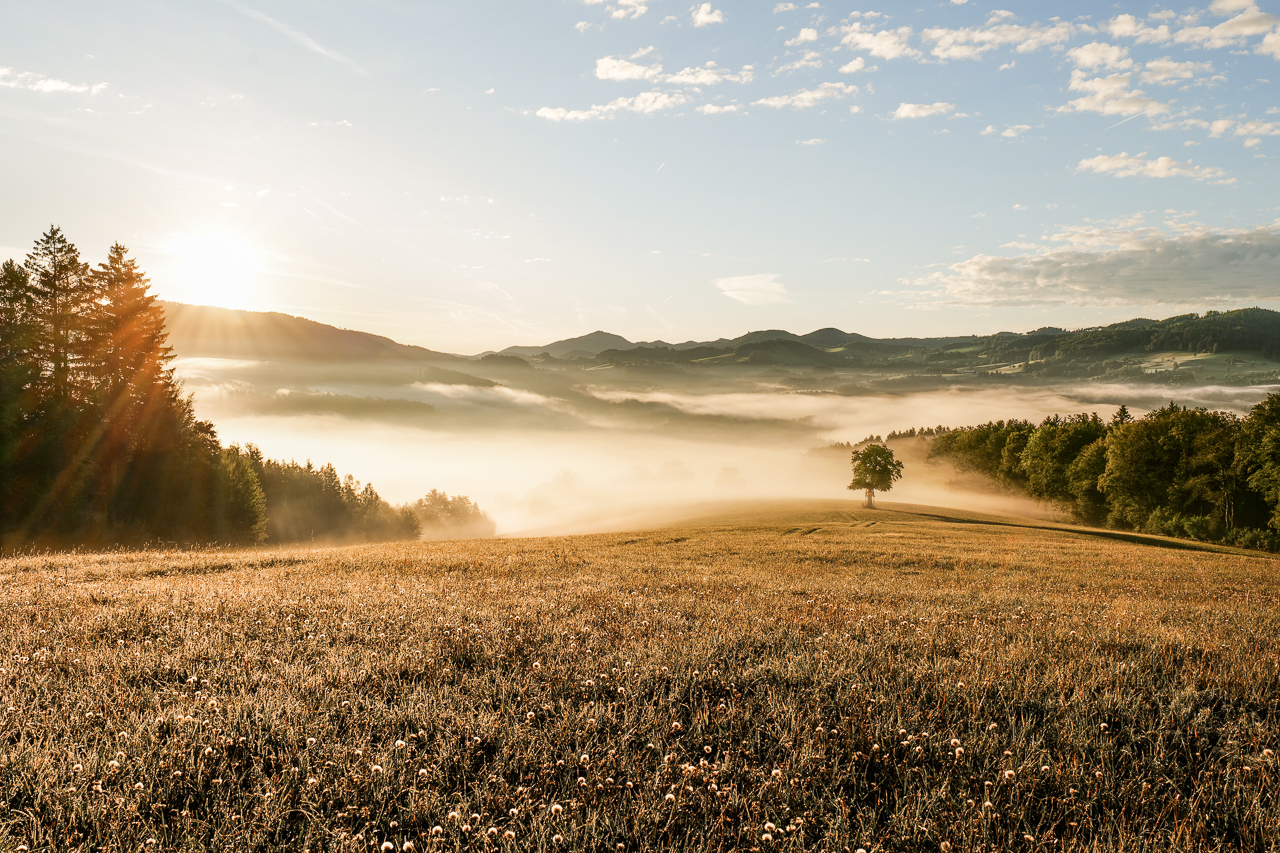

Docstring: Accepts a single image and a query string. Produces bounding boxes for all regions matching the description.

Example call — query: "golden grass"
[2,499,1279,852]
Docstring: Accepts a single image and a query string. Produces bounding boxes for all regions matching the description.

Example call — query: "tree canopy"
[849,444,904,508]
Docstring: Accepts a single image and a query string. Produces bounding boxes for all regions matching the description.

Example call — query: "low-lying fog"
[175,357,1279,536]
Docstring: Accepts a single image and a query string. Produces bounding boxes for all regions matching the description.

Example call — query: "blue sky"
[1,0,1278,352]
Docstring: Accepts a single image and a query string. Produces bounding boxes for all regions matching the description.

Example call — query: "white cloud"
[1105,15,1172,44]
[920,19,1077,61]
[595,55,663,81]
[1058,70,1170,117]
[1140,57,1215,85]
[797,138,825,145]
[1210,0,1255,13]
[692,3,724,27]
[753,81,857,109]
[0,68,106,93]
[1001,124,1031,137]
[773,2,797,10]
[1076,150,1232,182]
[841,24,921,59]
[838,57,866,73]
[698,103,740,113]
[1067,42,1133,71]
[664,63,754,85]
[786,28,819,46]
[1012,204,1027,210]
[893,101,955,119]
[1234,118,1280,136]
[536,91,688,121]
[1173,6,1278,50]
[716,274,793,305]
[575,21,591,32]
[775,51,824,74]
[1258,31,1280,59]
[907,222,1280,308]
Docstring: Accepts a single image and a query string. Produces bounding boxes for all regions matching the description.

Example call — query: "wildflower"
[765,823,776,832]
[950,739,961,748]
[1004,770,1015,781]
[395,740,406,748]
[553,836,564,844]
[503,830,516,841]
[419,768,429,778]
[771,769,783,778]
[472,814,481,823]
[431,826,443,836]
[955,748,964,758]
[381,843,395,852]
[526,712,535,720]
[761,834,773,843]
[1041,765,1050,772]
[1100,723,1108,731]
[983,801,993,808]
[509,808,518,817]
[371,765,384,774]
[448,811,460,822]
[577,777,587,787]
[664,793,676,802]
[404,843,416,852]
[487,828,498,838]
[551,804,563,816]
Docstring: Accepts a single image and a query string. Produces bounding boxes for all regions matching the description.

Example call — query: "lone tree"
[849,444,904,509]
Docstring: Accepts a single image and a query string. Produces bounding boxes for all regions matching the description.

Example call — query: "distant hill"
[161,302,463,364]
[499,331,636,358]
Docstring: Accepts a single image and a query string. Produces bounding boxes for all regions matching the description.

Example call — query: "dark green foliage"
[239,445,420,544]
[0,227,267,549]
[848,444,903,507]
[930,396,1280,550]
[929,419,1036,491]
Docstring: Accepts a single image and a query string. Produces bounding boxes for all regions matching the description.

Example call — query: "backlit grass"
[2,500,1278,851]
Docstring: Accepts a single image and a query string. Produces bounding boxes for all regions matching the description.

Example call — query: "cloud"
[753,81,856,108]
[600,0,649,20]
[716,274,793,305]
[1067,42,1133,71]
[838,57,866,73]
[797,138,825,145]
[1058,71,1170,117]
[786,28,819,46]
[219,0,366,74]
[773,2,797,10]
[906,222,1280,308]
[1077,151,1232,182]
[0,68,106,94]
[595,55,663,81]
[692,3,724,27]
[1104,15,1172,44]
[775,51,824,74]
[893,101,955,119]
[1140,57,1215,85]
[1258,30,1280,59]
[536,91,688,121]
[698,103,740,113]
[920,19,1077,61]
[664,63,754,86]
[841,24,921,59]
[1173,6,1278,50]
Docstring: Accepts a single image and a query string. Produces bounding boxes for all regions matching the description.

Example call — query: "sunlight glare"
[174,233,262,310]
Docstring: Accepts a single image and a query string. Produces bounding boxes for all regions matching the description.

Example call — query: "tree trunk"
[864,488,875,509]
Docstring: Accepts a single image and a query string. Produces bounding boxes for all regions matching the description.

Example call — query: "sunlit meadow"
[3,500,1279,851]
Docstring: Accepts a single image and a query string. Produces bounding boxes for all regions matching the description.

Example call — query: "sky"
[2,0,1279,353]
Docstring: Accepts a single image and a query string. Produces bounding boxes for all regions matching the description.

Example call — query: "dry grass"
[2,499,1279,852]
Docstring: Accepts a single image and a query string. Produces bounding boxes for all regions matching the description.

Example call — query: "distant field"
[3,500,1279,852]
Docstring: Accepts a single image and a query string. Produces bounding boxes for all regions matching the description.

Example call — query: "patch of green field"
[2,501,1278,851]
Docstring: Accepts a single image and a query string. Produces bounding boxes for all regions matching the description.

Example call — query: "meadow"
[2,499,1279,852]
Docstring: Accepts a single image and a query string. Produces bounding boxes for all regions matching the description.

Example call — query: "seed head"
[503,830,516,840]
[448,811,460,822]
[551,804,563,816]
[1004,770,1015,781]
[381,844,394,852]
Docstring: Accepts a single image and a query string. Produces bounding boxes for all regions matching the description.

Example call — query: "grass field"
[3,500,1279,852]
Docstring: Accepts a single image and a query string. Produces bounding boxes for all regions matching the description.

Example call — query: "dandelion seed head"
[551,804,563,815]
[503,830,515,840]
[381,843,394,852]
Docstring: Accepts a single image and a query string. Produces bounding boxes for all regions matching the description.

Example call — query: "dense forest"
[927,398,1280,551]
[0,226,486,551]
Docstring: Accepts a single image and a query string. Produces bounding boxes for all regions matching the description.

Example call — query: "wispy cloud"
[219,0,367,75]
[0,68,106,94]
[1076,151,1232,183]
[893,101,955,119]
[536,91,688,121]
[753,81,856,109]
[716,274,793,305]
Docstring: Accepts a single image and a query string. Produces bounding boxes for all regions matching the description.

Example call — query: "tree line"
[928,398,1280,551]
[0,226,490,550]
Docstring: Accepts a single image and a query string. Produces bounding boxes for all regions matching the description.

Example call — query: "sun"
[173,233,262,310]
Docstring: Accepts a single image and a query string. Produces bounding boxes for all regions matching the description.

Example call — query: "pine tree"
[24,226,94,401]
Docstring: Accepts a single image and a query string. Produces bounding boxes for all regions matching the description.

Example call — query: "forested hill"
[1029,308,1280,361]
[161,302,464,364]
